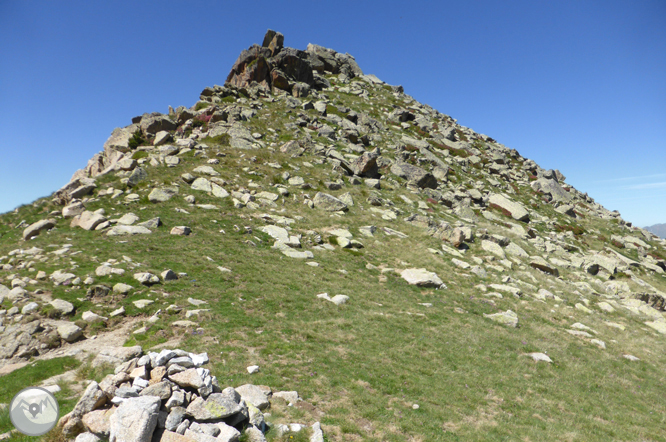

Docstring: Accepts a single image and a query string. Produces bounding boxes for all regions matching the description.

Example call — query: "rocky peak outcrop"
[226,29,362,95]
[66,29,364,185]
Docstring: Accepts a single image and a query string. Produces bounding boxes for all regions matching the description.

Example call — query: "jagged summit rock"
[226,29,362,95]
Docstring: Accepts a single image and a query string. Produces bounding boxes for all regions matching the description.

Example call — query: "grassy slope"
[0,78,666,441]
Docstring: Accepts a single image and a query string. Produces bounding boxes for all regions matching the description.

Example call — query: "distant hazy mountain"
[644,223,666,239]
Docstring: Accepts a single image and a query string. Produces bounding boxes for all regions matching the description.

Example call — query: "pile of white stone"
[59,348,324,442]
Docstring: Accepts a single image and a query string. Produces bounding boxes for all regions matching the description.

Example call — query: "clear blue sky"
[1,0,664,226]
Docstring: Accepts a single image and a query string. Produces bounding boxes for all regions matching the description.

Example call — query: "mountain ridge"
[644,223,666,239]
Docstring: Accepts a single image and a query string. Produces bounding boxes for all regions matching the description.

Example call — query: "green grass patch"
[201,133,230,147]
[131,150,149,160]
[0,357,80,403]
[195,101,212,110]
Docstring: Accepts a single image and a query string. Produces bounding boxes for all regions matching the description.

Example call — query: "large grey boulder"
[54,176,96,203]
[401,135,430,150]
[103,126,138,154]
[335,52,363,77]
[134,272,160,285]
[350,148,380,178]
[117,213,139,225]
[555,204,576,217]
[73,211,107,231]
[400,268,444,288]
[140,381,172,400]
[149,187,179,202]
[72,382,107,417]
[212,184,230,198]
[109,396,161,442]
[127,167,148,188]
[585,254,619,274]
[235,384,271,410]
[483,310,519,327]
[185,393,243,421]
[531,178,572,203]
[281,249,314,259]
[169,368,205,389]
[106,226,152,236]
[312,192,348,212]
[63,201,86,218]
[230,137,256,150]
[279,140,303,156]
[50,270,77,285]
[170,226,191,236]
[92,346,142,367]
[391,162,437,188]
[50,299,75,315]
[191,178,212,192]
[481,240,506,259]
[23,219,56,240]
[538,168,566,183]
[261,225,289,243]
[81,409,113,439]
[193,166,220,176]
[103,127,134,156]
[137,217,162,229]
[271,47,315,87]
[505,242,529,257]
[58,323,83,342]
[70,183,97,199]
[306,43,340,73]
[530,256,560,276]
[139,114,177,135]
[164,407,186,431]
[115,157,137,171]
[488,194,530,222]
[153,130,172,146]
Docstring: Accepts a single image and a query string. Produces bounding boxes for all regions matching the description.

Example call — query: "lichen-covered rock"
[149,187,179,202]
[73,381,106,417]
[109,396,161,442]
[483,310,519,327]
[312,192,347,212]
[185,393,243,421]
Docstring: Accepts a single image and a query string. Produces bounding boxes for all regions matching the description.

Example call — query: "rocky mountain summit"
[2,30,666,441]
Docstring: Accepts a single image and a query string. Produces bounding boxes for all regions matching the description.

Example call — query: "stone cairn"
[59,348,324,442]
